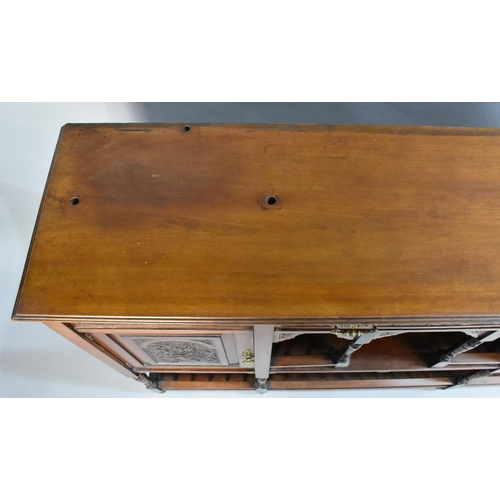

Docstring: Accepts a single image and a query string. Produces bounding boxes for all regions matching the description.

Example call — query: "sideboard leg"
[135,373,165,393]
[253,325,274,393]
[254,378,269,394]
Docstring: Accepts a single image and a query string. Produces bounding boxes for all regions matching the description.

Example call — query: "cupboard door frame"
[75,326,254,370]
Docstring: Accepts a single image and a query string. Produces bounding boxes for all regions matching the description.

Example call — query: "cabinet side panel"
[43,321,136,378]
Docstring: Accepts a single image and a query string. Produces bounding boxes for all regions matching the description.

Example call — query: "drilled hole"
[183,125,191,132]
[69,197,80,205]
[266,195,278,206]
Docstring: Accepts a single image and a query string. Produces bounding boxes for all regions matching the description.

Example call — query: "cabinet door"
[73,325,254,370]
[118,335,229,366]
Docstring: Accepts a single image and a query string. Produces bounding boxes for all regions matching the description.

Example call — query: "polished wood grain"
[14,123,500,322]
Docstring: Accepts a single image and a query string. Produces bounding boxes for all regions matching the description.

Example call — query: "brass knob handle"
[242,349,255,364]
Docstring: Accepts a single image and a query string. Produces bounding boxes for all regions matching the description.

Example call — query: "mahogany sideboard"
[12,123,500,393]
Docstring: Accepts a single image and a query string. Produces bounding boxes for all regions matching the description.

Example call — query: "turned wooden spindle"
[451,369,497,387]
[431,330,500,368]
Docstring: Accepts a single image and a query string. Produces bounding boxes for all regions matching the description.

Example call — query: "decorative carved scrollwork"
[133,338,221,365]
[377,329,406,338]
[276,326,379,343]
[278,332,299,342]
[463,329,491,338]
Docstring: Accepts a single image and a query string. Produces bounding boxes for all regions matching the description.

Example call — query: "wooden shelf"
[467,375,500,386]
[156,370,500,391]
[271,333,500,373]
[268,374,453,390]
[160,374,255,390]
[268,370,500,390]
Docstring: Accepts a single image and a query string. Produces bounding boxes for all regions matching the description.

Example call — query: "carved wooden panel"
[117,336,229,366]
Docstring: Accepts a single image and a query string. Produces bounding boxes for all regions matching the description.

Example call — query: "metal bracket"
[331,325,377,340]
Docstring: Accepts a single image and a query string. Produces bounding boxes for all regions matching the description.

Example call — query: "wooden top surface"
[13,123,500,322]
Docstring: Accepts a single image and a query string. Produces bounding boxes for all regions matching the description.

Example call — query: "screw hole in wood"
[69,197,80,205]
[183,125,191,132]
[266,195,278,206]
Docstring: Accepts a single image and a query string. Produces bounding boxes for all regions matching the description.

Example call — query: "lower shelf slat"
[156,372,500,390]
[159,374,255,390]
[268,377,452,389]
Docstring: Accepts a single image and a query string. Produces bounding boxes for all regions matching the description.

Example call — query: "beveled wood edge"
[75,327,254,335]
[11,125,66,322]
[14,314,500,329]
[58,123,500,136]
[134,367,255,374]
